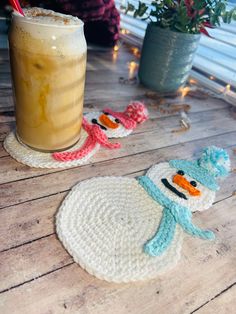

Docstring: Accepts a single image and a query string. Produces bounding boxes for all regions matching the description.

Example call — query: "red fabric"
[54,0,120,45]
[52,117,120,162]
[103,102,149,130]
[124,102,149,124]
[22,0,120,46]
[103,108,137,130]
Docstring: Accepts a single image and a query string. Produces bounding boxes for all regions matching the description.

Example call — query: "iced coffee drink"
[8,8,87,151]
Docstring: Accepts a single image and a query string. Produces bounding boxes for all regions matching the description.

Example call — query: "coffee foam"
[11,8,86,56]
[23,7,82,26]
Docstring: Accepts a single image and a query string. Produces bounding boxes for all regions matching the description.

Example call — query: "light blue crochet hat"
[169,146,230,191]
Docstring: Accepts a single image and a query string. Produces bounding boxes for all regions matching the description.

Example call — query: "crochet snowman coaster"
[56,146,230,282]
[4,129,100,169]
[4,101,148,169]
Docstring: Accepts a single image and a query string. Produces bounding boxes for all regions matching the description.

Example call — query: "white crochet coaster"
[56,177,183,283]
[56,146,229,282]
[3,102,148,169]
[4,130,100,169]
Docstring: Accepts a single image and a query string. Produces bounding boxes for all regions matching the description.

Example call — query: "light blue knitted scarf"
[138,176,215,257]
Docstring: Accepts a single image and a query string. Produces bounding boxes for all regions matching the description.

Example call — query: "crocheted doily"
[56,177,183,282]
[4,130,100,168]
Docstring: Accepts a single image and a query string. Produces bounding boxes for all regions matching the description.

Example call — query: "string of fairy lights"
[114,28,236,105]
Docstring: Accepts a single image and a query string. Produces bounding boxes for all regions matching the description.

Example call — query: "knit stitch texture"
[138,176,215,256]
[56,147,228,281]
[53,117,120,162]
[56,177,183,282]
[4,102,148,168]
[4,130,100,168]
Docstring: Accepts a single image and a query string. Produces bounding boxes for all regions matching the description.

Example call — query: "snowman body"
[56,146,229,282]
[56,163,215,282]
[56,176,183,282]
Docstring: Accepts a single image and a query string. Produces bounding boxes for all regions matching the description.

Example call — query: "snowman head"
[84,102,148,138]
[146,146,230,212]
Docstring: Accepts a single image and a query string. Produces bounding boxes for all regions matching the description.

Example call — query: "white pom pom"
[198,146,230,178]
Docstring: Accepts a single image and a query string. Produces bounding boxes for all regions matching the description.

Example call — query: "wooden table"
[0,44,236,314]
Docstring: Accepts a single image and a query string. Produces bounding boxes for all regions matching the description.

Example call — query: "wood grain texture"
[0,133,236,253]
[0,197,235,314]
[194,284,236,314]
[0,108,235,185]
[0,44,236,314]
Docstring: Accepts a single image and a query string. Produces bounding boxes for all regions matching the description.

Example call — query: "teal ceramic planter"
[138,24,200,92]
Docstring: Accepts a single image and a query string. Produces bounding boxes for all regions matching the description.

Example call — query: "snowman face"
[146,162,216,212]
[85,111,132,138]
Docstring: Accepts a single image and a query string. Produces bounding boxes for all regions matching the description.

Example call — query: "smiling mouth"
[161,178,187,200]
[91,118,107,130]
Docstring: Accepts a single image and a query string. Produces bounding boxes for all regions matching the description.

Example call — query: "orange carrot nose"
[99,114,119,129]
[173,174,201,196]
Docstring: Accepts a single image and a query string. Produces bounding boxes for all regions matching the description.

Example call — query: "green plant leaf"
[124,0,236,34]
[125,2,135,14]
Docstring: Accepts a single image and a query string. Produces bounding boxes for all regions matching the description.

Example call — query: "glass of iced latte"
[8,8,87,151]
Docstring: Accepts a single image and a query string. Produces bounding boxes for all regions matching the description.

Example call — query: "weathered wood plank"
[0,108,235,186]
[0,121,14,141]
[0,235,71,293]
[1,113,236,209]
[0,133,235,253]
[0,192,66,252]
[0,94,13,112]
[0,92,229,122]
[0,46,229,114]
[0,67,137,89]
[0,143,8,157]
[0,45,139,97]
[0,81,229,112]
[1,59,132,76]
[0,83,147,109]
[194,284,236,314]
[0,97,230,159]
[0,197,235,314]
[0,45,138,62]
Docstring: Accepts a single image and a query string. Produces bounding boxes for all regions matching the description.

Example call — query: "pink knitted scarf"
[52,117,120,162]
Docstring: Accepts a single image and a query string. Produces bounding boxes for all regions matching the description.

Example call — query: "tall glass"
[8,8,87,152]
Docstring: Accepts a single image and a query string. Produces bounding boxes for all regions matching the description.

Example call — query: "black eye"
[190,181,197,187]
[103,112,109,115]
[115,118,120,123]
[177,170,185,176]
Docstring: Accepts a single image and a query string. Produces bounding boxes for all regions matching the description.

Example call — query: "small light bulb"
[179,87,190,98]
[128,61,138,78]
[189,78,197,84]
[226,84,231,92]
